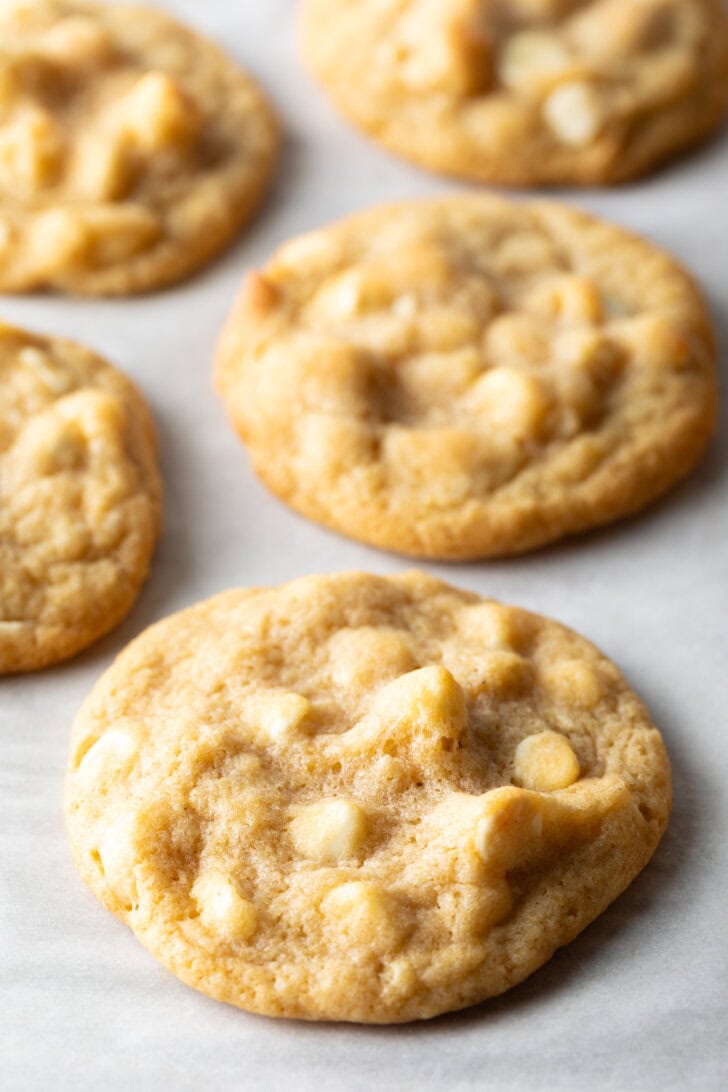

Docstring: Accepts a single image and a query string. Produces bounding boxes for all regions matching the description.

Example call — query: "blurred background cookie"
[301,0,728,185]
[0,319,161,672]
[0,0,277,294]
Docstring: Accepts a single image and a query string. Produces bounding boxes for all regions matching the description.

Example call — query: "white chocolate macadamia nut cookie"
[0,1,277,294]
[301,0,728,185]
[216,196,717,560]
[0,320,161,672]
[65,571,671,1023]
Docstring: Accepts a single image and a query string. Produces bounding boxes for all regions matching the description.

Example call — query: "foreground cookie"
[216,196,717,560]
[0,321,161,672]
[0,1,277,294]
[66,571,671,1023]
[301,0,728,186]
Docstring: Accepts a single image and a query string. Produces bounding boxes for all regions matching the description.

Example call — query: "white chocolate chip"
[56,390,125,439]
[78,728,139,781]
[119,72,199,152]
[382,957,417,998]
[395,0,493,95]
[367,665,467,750]
[290,798,367,863]
[11,411,84,475]
[72,129,134,202]
[328,626,416,694]
[25,209,88,276]
[543,81,604,146]
[392,292,419,318]
[332,273,364,318]
[18,347,71,393]
[500,31,572,90]
[514,730,581,792]
[399,38,452,91]
[193,871,257,940]
[470,366,548,439]
[457,602,526,651]
[97,815,140,907]
[39,16,114,68]
[525,274,603,326]
[247,692,312,742]
[474,790,546,865]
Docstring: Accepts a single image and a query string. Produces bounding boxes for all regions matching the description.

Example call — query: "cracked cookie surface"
[301,0,728,185]
[0,319,161,672]
[216,195,717,560]
[0,0,277,294]
[65,571,671,1023]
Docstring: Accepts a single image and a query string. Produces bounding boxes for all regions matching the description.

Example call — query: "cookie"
[300,0,728,186]
[65,570,671,1023]
[0,1,277,294]
[0,320,161,672]
[216,195,717,560]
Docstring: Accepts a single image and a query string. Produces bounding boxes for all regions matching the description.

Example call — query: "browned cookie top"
[66,571,671,1022]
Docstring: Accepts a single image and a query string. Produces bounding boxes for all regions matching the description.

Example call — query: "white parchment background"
[1,2,727,1089]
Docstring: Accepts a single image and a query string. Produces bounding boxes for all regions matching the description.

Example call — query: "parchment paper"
[2,3,727,1088]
